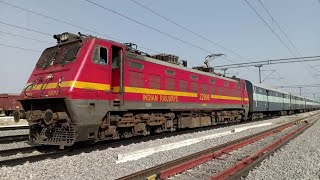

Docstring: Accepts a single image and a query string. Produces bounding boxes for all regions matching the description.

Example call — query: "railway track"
[0,117,278,167]
[0,134,29,144]
[0,116,261,145]
[0,146,36,157]
[0,149,69,167]
[0,113,315,168]
[118,115,317,180]
[0,126,29,131]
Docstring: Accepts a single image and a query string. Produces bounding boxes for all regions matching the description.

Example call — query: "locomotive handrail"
[23,77,43,98]
[39,74,54,97]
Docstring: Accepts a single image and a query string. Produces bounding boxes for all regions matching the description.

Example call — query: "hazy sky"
[0,0,319,99]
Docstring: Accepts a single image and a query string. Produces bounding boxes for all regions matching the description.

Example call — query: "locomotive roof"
[92,36,317,102]
[126,52,239,83]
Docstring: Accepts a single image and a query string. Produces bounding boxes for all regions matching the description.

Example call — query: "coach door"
[110,45,124,107]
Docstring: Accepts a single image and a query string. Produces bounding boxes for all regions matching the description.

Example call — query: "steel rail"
[0,126,29,131]
[0,146,35,157]
[0,150,69,167]
[211,120,311,179]
[0,134,29,144]
[117,113,318,180]
[225,119,316,180]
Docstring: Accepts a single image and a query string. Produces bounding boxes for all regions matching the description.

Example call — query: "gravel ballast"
[173,119,310,180]
[0,111,318,180]
[0,141,30,151]
[245,115,320,180]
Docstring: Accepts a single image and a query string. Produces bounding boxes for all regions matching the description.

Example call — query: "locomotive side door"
[110,45,124,108]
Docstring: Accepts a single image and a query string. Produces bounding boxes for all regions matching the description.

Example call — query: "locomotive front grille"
[35,126,77,147]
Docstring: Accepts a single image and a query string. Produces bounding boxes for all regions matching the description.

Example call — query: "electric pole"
[255,64,263,83]
[298,87,302,96]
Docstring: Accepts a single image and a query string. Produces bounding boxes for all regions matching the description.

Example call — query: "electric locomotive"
[15,32,251,148]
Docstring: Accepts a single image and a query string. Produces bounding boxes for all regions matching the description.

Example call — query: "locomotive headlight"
[60,33,69,42]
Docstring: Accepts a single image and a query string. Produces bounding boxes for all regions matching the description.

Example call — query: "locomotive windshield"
[36,41,82,68]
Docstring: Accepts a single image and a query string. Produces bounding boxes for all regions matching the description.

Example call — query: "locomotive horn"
[44,109,54,125]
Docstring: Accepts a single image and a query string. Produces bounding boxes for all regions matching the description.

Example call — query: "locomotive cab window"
[36,41,81,68]
[92,46,108,65]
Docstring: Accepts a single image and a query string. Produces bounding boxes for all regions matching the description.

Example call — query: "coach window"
[224,81,229,87]
[92,46,108,65]
[210,79,215,84]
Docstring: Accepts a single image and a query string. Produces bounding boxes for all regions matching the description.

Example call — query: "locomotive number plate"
[199,93,210,101]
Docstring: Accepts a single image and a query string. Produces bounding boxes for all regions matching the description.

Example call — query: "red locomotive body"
[0,93,23,116]
[16,33,249,148]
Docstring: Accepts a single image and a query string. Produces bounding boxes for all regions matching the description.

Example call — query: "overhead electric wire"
[128,0,249,62]
[83,0,236,63]
[256,0,320,74]
[0,43,41,52]
[257,0,298,52]
[0,21,51,36]
[244,0,296,57]
[274,84,320,88]
[0,0,160,54]
[244,0,319,80]
[214,55,320,69]
[0,30,52,44]
[0,21,52,37]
